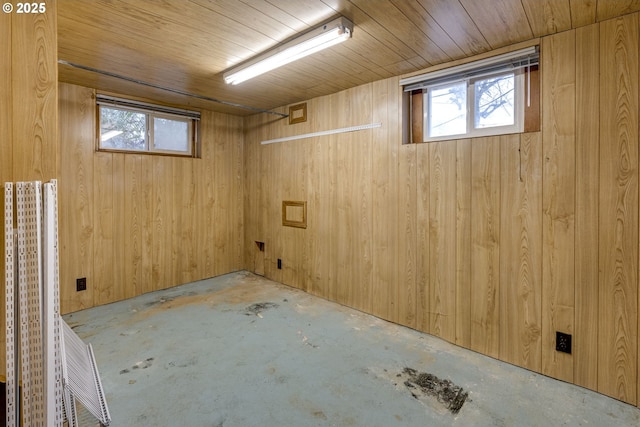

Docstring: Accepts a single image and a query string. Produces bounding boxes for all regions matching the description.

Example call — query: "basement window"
[97,95,200,157]
[401,46,539,144]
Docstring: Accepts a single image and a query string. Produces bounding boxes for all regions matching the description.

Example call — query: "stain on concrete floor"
[400,367,468,414]
[120,357,154,375]
[244,301,279,316]
[63,271,640,427]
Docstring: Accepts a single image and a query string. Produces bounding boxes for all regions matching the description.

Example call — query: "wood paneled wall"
[58,83,244,314]
[598,14,638,405]
[1,1,59,380]
[3,0,638,409]
[244,14,640,407]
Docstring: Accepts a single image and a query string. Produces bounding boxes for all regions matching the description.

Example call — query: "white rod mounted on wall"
[261,122,382,145]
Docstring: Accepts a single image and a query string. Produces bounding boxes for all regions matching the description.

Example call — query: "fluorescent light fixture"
[224,16,353,85]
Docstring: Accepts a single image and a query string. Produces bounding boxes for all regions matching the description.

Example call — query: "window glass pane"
[428,82,467,137]
[474,73,515,129]
[153,117,189,152]
[100,106,147,150]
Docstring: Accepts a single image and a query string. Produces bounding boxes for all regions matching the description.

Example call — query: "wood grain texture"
[521,0,572,37]
[349,85,374,314]
[389,0,465,60]
[57,1,640,118]
[455,139,472,348]
[541,30,576,384]
[279,132,304,287]
[123,155,144,298]
[574,22,600,392]
[242,114,266,276]
[397,138,417,328]
[112,154,127,299]
[415,0,490,56]
[499,133,542,371]
[596,0,640,22]
[371,78,400,322]
[350,0,449,66]
[570,0,597,27]
[151,156,174,291]
[428,141,457,342]
[0,12,11,180]
[172,156,196,285]
[360,88,375,311]
[12,8,58,182]
[459,0,533,48]
[309,97,333,299]
[470,137,501,358]
[261,120,283,283]
[201,111,225,278]
[410,91,423,144]
[92,152,115,305]
[329,90,350,306]
[59,84,94,313]
[58,84,244,312]
[210,111,244,277]
[598,14,638,405]
[335,88,354,307]
[286,123,312,292]
[315,86,376,313]
[304,118,322,292]
[416,143,430,333]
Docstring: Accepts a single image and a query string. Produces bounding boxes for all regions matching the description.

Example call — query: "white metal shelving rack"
[4,180,110,427]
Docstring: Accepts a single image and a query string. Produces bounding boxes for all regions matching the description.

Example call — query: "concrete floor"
[64,271,640,427]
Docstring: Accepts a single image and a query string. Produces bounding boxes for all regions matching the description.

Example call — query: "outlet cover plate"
[556,331,572,354]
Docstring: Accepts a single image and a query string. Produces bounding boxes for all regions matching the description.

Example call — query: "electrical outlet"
[76,277,87,292]
[277,259,282,269]
[556,331,572,354]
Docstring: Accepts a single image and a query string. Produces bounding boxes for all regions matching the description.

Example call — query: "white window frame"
[148,112,194,155]
[97,95,200,157]
[401,45,538,144]
[423,70,524,142]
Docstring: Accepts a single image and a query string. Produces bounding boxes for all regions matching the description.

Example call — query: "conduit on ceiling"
[58,60,289,118]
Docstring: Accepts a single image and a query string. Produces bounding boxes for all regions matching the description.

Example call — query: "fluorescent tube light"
[224,16,353,85]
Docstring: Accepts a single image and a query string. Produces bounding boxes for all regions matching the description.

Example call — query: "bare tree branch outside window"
[429,73,515,138]
[100,107,147,150]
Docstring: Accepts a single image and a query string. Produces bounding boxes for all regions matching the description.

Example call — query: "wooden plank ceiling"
[57,0,640,116]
